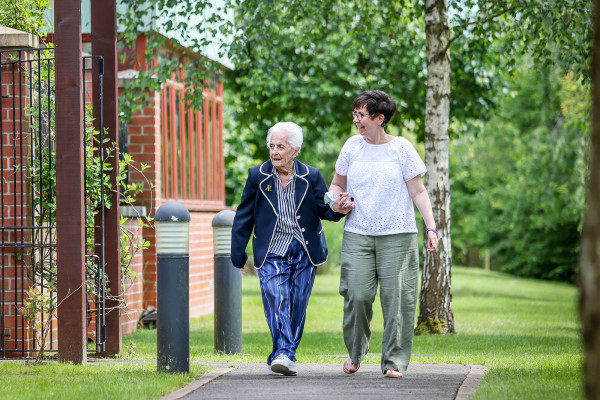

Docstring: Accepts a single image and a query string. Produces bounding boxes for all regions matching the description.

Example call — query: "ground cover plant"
[127,264,582,400]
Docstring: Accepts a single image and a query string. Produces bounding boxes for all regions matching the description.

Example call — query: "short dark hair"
[353,90,397,127]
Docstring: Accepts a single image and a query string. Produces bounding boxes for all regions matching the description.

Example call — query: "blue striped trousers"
[259,238,316,365]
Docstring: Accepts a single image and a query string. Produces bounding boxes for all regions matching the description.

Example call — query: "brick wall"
[120,216,144,335]
[1,57,35,355]
[123,85,225,319]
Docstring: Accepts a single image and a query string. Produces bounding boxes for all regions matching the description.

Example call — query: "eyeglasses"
[352,111,369,121]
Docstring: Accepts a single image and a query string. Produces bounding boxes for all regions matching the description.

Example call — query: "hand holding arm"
[329,173,355,214]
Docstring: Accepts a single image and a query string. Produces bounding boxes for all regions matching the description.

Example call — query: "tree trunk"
[580,1,600,397]
[416,0,454,334]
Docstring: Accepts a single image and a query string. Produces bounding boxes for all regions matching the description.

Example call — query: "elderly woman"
[329,90,439,378]
[231,121,351,376]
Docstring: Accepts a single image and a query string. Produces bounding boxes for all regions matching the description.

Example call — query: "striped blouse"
[268,166,305,256]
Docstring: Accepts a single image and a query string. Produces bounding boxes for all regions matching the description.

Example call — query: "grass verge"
[0,361,209,400]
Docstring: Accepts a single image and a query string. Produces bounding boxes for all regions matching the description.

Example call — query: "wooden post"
[91,0,121,356]
[55,0,87,364]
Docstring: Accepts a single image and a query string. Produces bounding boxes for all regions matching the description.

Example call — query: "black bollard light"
[155,201,190,373]
[212,210,242,354]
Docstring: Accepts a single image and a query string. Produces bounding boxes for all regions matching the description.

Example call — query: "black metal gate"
[0,47,107,358]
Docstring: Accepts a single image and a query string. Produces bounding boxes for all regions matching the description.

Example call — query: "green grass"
[127,265,583,400]
[0,362,209,400]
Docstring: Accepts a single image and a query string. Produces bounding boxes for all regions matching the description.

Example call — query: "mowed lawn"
[128,265,583,400]
[0,362,210,400]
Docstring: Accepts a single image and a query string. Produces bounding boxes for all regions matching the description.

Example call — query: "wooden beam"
[91,0,121,357]
[55,0,86,364]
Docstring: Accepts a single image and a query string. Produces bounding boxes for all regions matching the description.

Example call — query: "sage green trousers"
[339,231,419,373]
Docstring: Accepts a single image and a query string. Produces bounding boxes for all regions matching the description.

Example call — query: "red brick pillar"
[1,50,34,356]
[123,90,161,310]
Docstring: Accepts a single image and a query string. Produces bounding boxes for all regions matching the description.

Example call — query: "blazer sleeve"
[312,169,345,222]
[231,169,257,268]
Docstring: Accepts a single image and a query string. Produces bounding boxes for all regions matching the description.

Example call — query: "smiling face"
[353,105,383,137]
[269,130,298,171]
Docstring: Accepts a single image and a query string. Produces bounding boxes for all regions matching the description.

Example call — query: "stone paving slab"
[178,363,473,400]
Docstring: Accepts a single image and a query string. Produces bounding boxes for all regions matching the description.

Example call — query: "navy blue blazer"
[231,159,345,269]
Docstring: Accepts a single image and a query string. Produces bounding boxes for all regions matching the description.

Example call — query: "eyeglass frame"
[352,110,371,121]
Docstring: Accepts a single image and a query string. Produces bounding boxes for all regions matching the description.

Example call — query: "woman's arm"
[330,173,347,196]
[406,175,438,252]
[329,173,354,214]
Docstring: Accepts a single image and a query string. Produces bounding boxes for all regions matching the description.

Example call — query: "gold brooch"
[266,185,272,192]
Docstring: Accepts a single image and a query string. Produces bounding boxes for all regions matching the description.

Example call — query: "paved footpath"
[163,363,486,400]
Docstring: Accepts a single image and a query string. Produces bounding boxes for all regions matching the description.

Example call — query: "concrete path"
[165,363,485,400]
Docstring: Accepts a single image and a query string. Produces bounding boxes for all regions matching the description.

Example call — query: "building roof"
[44,0,234,69]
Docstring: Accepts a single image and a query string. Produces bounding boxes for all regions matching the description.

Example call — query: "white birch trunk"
[580,0,600,397]
[416,0,454,334]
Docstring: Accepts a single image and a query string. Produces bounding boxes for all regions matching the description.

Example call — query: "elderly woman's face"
[269,130,298,170]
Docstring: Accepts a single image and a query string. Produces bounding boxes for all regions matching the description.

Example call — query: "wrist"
[426,228,438,236]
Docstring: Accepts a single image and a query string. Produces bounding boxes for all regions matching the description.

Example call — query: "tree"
[417,0,454,334]
[0,0,52,36]
[416,0,592,333]
[580,0,600,397]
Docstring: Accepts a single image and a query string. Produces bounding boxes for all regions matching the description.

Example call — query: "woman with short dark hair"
[329,90,439,378]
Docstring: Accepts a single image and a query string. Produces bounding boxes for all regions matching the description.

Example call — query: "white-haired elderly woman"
[231,122,353,376]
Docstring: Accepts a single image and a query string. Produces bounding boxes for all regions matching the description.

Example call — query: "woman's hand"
[426,230,438,252]
[331,192,355,214]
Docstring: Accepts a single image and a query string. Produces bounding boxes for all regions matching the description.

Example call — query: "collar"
[260,158,309,177]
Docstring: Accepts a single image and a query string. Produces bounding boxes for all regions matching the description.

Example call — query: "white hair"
[266,122,303,152]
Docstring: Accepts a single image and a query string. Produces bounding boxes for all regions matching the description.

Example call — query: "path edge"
[455,364,487,400]
[160,367,235,400]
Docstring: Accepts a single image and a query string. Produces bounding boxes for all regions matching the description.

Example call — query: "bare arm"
[406,175,438,251]
[329,173,354,214]
[330,173,347,196]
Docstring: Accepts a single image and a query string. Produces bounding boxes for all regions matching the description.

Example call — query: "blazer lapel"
[259,161,279,216]
[294,159,309,212]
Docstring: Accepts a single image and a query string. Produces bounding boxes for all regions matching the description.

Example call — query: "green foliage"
[117,0,230,121]
[450,0,591,79]
[450,62,590,282]
[223,0,501,205]
[0,0,52,36]
[18,286,55,363]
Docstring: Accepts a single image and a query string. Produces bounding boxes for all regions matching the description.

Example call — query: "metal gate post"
[92,0,121,357]
[212,210,242,354]
[55,0,87,364]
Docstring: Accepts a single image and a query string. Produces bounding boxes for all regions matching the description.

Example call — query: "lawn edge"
[455,364,487,400]
[159,367,234,400]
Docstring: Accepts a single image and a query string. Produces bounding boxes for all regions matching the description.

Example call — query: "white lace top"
[335,135,427,235]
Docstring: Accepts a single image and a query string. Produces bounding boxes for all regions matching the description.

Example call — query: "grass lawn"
[0,362,209,400]
[127,265,583,400]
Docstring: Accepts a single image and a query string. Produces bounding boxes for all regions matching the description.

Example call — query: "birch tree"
[416,0,454,333]
[416,0,591,334]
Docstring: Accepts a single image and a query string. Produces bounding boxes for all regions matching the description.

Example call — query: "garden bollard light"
[156,201,190,373]
[212,210,242,354]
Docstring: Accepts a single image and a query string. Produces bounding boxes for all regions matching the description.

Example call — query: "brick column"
[1,29,38,357]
